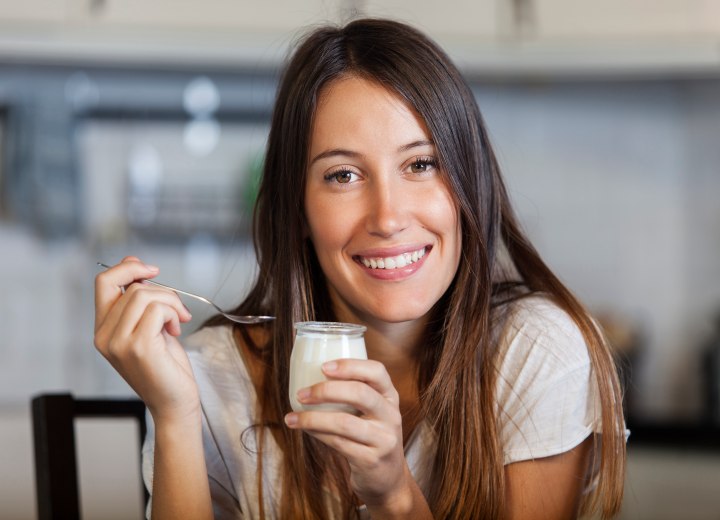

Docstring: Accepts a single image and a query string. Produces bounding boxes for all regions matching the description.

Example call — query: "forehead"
[309,76,432,151]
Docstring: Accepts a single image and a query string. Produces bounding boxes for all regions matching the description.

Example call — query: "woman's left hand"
[284,358,415,511]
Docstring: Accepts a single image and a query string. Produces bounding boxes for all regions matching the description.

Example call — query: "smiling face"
[304,76,462,326]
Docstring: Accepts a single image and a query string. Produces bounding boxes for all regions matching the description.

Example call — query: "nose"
[365,177,410,238]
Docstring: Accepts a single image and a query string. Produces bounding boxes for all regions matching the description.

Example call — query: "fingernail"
[284,413,298,426]
[145,264,159,272]
[296,387,310,401]
[322,361,337,372]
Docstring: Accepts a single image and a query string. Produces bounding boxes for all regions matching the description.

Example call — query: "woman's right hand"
[94,257,198,423]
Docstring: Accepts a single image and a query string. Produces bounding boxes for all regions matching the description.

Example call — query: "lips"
[354,246,427,270]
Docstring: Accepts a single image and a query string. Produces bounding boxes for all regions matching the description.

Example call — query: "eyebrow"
[309,139,434,165]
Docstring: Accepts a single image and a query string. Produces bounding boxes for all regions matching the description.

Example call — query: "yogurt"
[289,322,367,413]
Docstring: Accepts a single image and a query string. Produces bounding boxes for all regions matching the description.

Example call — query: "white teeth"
[359,247,427,270]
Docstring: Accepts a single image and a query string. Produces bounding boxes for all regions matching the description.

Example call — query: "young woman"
[94,18,626,520]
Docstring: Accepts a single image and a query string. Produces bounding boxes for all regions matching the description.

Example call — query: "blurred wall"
[477,80,720,419]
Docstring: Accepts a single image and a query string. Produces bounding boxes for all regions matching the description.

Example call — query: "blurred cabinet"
[1,0,719,41]
[532,0,720,39]
[360,0,720,42]
[0,0,66,23]
[362,0,500,40]
[0,0,336,34]
[0,0,719,74]
[64,0,334,33]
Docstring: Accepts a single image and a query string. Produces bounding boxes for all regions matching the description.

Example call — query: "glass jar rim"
[294,321,367,335]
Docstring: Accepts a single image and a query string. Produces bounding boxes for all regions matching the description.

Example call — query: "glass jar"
[289,321,367,413]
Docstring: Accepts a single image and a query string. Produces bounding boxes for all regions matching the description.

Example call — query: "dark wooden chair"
[31,393,148,520]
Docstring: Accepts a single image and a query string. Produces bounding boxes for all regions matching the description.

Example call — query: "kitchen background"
[1,1,720,519]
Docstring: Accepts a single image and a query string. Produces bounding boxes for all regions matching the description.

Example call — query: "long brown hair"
[218,18,625,519]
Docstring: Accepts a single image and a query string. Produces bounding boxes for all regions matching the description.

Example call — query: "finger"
[95,284,191,354]
[296,380,399,422]
[112,282,192,328]
[301,430,379,466]
[322,359,399,404]
[95,281,192,358]
[307,431,380,468]
[133,302,183,347]
[285,410,376,447]
[103,305,181,381]
[109,285,191,340]
[140,280,193,322]
[105,301,180,360]
[285,411,401,467]
[95,259,159,325]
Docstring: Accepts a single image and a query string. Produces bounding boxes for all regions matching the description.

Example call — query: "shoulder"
[185,323,234,351]
[492,295,601,463]
[184,324,271,396]
[183,325,253,387]
[185,325,237,363]
[494,295,590,378]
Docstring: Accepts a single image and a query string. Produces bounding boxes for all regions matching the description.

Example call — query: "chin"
[364,301,435,324]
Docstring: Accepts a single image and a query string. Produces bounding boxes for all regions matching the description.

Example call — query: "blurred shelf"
[0,24,719,81]
[0,25,289,72]
[627,420,720,451]
[449,37,720,81]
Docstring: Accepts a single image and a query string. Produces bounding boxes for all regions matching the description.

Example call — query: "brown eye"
[335,171,352,183]
[409,158,436,174]
[323,169,357,184]
[410,161,427,174]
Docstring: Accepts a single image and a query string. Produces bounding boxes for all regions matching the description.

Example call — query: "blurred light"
[183,117,220,157]
[183,233,220,294]
[183,76,220,117]
[128,144,163,194]
[127,144,163,226]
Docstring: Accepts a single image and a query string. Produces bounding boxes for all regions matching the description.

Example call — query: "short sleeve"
[494,297,601,465]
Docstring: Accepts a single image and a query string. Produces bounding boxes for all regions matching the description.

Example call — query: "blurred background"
[1,1,719,519]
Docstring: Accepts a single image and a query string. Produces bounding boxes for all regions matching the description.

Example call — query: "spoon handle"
[97,262,212,306]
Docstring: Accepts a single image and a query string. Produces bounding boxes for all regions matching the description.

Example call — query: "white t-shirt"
[142,296,601,518]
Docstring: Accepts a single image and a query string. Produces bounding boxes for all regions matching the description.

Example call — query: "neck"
[333,309,428,442]
[362,319,424,374]
[364,318,427,443]
[345,314,427,407]
[329,291,430,384]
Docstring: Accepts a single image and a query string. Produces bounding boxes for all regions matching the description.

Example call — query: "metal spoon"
[97,262,275,325]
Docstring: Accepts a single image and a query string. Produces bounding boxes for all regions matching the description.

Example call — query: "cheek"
[304,200,346,255]
[429,190,462,267]
[424,189,460,236]
[304,193,324,241]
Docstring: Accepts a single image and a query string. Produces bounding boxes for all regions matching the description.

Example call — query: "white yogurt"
[289,322,367,413]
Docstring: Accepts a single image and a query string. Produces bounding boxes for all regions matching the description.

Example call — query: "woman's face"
[304,76,461,325]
